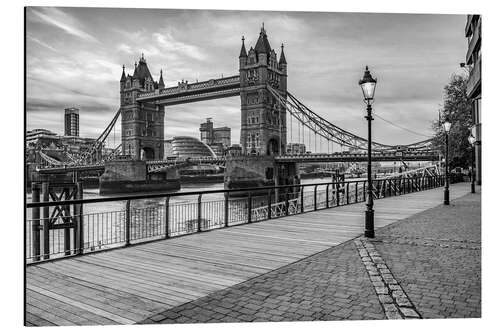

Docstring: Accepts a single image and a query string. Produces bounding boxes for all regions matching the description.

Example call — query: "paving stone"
[378,294,394,304]
[399,307,420,318]
[375,287,389,295]
[395,296,412,307]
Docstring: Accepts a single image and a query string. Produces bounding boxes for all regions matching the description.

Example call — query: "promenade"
[25,183,478,326]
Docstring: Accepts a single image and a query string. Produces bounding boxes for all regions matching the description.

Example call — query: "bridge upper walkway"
[25,183,469,326]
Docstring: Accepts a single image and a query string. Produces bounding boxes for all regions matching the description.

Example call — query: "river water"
[25,176,365,261]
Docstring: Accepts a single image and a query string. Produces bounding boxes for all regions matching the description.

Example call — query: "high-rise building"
[465,15,481,184]
[64,108,79,137]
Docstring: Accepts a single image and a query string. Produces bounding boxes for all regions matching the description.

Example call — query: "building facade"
[120,55,165,160]
[64,108,79,137]
[465,15,481,184]
[239,25,288,156]
[199,118,231,156]
[286,142,306,155]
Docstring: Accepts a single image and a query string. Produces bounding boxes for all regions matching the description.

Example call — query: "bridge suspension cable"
[76,108,122,164]
[372,112,432,138]
[267,85,434,153]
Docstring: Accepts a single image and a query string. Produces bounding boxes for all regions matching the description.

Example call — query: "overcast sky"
[26,7,467,150]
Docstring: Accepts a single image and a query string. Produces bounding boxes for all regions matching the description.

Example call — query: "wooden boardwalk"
[25,183,470,326]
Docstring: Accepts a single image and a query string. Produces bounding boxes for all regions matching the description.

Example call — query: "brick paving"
[141,189,481,324]
[354,238,421,319]
[374,192,481,319]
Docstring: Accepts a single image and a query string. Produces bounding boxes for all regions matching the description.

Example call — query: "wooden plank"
[27,285,136,325]
[25,183,471,326]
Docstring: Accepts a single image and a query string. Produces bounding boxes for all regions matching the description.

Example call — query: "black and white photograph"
[9,0,496,331]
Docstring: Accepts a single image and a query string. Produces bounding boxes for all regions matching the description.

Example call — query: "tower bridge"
[33,24,439,194]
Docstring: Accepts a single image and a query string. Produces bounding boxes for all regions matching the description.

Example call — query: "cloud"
[154,31,206,61]
[27,35,58,53]
[25,8,465,149]
[29,7,99,43]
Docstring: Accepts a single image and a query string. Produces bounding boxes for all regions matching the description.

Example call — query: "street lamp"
[359,66,377,238]
[468,133,476,193]
[442,118,451,205]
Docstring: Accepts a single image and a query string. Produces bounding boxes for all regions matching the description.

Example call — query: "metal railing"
[26,175,445,264]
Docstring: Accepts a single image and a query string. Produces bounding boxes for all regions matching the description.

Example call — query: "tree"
[432,73,473,169]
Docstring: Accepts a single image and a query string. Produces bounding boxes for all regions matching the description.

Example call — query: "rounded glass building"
[167,136,217,158]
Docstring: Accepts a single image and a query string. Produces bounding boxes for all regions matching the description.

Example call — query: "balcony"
[467,56,481,98]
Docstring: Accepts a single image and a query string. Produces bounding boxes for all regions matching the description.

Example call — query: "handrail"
[27,176,436,208]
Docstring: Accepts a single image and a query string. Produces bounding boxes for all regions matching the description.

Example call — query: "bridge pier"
[99,159,180,195]
[224,156,299,198]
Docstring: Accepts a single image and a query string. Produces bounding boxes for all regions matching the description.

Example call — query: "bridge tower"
[239,24,288,156]
[120,55,165,160]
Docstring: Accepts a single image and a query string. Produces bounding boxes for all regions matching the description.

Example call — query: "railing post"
[64,188,71,256]
[355,181,358,203]
[337,183,340,206]
[285,188,289,216]
[31,183,41,261]
[267,189,272,219]
[326,184,329,208]
[164,197,170,239]
[363,181,366,202]
[346,182,349,204]
[247,192,252,223]
[198,194,203,231]
[300,186,304,213]
[73,182,83,255]
[224,192,229,227]
[42,182,50,260]
[314,185,318,211]
[125,200,131,246]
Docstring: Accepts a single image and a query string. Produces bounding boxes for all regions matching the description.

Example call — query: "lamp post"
[468,134,476,193]
[442,118,451,205]
[359,66,377,238]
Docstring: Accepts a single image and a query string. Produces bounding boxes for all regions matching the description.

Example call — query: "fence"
[26,175,445,263]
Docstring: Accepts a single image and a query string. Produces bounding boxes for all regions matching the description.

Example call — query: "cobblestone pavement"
[374,192,481,319]
[141,190,480,324]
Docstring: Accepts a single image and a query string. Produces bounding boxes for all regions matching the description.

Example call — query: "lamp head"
[359,66,377,103]
[442,118,452,133]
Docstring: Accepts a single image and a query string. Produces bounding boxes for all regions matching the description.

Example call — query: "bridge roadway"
[36,151,439,174]
[25,183,469,326]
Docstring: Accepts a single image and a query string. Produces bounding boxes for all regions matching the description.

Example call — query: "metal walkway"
[25,183,470,326]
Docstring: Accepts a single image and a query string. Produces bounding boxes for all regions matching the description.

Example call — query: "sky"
[25,7,467,150]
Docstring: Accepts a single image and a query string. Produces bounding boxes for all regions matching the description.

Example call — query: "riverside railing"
[25,175,445,263]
